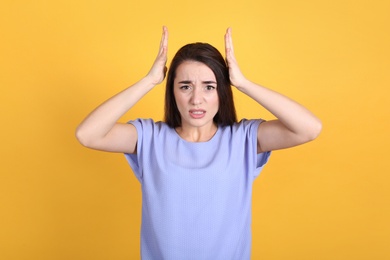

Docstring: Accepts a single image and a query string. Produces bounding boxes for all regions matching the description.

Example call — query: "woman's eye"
[180,85,190,90]
[206,85,216,90]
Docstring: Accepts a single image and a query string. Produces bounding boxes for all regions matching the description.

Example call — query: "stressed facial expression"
[173,61,219,129]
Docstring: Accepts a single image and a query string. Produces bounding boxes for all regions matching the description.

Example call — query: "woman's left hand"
[225,28,249,89]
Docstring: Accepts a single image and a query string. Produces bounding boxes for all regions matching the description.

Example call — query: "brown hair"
[164,43,237,128]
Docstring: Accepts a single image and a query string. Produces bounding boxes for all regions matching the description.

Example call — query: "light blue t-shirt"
[125,118,271,260]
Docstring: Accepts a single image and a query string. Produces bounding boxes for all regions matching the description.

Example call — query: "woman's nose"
[190,87,203,105]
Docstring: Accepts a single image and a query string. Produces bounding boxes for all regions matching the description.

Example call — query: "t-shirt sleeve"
[124,118,151,182]
[246,119,271,178]
[255,151,271,177]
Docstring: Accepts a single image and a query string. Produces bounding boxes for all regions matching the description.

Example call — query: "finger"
[158,26,168,56]
[161,26,168,49]
[227,27,234,53]
[224,27,231,52]
[225,27,236,64]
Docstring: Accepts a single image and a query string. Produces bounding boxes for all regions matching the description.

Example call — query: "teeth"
[192,111,204,114]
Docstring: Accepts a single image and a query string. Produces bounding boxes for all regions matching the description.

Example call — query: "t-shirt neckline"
[170,125,220,144]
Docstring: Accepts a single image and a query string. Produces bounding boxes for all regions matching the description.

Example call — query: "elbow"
[75,126,93,148]
[306,118,322,142]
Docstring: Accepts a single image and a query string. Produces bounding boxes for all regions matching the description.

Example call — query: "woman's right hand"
[76,27,169,153]
[145,26,169,85]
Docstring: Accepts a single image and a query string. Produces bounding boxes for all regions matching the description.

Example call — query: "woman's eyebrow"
[177,80,217,84]
[203,81,217,84]
[178,80,192,84]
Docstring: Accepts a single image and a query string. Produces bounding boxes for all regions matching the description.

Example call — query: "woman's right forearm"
[76,26,168,148]
[75,76,157,145]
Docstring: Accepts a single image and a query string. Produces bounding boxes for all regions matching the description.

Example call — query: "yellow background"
[1,0,389,259]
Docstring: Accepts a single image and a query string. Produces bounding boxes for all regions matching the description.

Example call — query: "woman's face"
[173,60,219,129]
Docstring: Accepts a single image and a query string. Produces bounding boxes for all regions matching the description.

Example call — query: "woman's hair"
[164,43,237,128]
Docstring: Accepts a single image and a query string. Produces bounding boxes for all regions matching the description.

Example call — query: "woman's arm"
[225,28,322,152]
[75,27,168,153]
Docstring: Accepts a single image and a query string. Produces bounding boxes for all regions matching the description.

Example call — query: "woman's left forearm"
[237,80,322,141]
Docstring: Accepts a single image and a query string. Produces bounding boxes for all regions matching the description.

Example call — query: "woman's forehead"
[175,61,216,81]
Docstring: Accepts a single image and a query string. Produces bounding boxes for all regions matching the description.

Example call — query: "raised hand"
[224,28,248,89]
[224,28,322,152]
[76,27,170,153]
[146,26,169,85]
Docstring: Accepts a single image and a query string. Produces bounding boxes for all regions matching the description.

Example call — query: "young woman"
[76,27,322,259]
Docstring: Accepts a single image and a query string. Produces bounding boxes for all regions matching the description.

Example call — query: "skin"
[224,28,322,152]
[75,26,322,154]
[173,61,219,142]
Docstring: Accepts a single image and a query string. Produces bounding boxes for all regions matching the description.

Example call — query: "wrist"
[234,78,252,91]
[142,75,160,88]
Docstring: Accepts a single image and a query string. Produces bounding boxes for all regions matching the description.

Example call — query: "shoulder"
[230,118,265,132]
[128,118,168,129]
[127,118,172,138]
[217,119,265,142]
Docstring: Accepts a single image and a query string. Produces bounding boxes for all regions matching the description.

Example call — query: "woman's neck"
[175,123,218,142]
